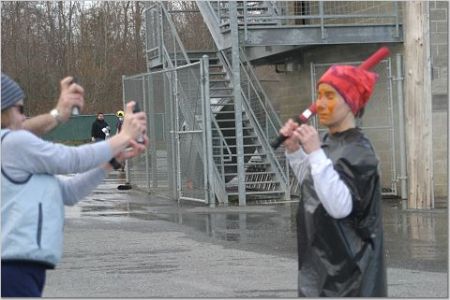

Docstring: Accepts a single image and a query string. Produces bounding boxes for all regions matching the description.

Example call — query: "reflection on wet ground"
[66,173,448,274]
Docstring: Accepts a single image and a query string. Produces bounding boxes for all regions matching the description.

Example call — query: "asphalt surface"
[43,172,448,298]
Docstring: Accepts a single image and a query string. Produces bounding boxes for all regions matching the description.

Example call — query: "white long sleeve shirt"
[286,147,352,219]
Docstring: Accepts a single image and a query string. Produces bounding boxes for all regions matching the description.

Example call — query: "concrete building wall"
[430,1,448,199]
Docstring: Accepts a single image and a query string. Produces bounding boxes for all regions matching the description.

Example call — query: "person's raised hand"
[120,101,147,142]
[56,76,85,122]
[295,124,321,154]
[280,119,301,153]
[115,137,149,162]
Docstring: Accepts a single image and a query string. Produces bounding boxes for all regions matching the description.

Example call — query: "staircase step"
[212,135,258,139]
[226,180,280,186]
[215,118,249,122]
[210,71,227,76]
[221,160,270,165]
[212,111,237,114]
[212,134,258,138]
[210,94,234,99]
[225,171,276,176]
[213,143,261,148]
[216,126,254,130]
[227,191,285,196]
[210,102,235,106]
[213,153,268,157]
[210,87,233,90]
[209,79,230,83]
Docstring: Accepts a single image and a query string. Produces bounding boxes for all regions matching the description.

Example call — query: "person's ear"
[355,107,365,118]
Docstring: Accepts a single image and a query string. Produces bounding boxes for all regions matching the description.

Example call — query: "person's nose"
[315,96,326,111]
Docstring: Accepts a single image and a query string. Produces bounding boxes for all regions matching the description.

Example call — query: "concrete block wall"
[430,1,448,199]
[433,112,448,197]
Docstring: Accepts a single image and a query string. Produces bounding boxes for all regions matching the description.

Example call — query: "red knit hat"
[318,65,378,115]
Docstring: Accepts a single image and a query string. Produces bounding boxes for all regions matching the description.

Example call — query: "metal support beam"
[201,55,216,207]
[395,54,408,203]
[122,75,131,185]
[237,25,403,47]
[230,1,246,206]
[146,75,158,189]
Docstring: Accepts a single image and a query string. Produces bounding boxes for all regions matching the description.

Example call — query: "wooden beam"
[403,2,434,209]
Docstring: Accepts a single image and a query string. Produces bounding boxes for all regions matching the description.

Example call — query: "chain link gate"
[311,57,399,197]
[122,61,212,204]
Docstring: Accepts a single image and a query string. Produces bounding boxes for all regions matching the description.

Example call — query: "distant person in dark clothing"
[115,110,124,134]
[115,110,125,171]
[91,112,110,142]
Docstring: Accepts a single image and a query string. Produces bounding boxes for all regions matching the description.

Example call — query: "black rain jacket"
[297,128,387,297]
[91,119,109,140]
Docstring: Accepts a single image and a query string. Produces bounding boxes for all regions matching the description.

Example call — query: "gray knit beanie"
[1,73,25,111]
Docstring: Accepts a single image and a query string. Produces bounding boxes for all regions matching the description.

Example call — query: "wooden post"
[403,2,434,209]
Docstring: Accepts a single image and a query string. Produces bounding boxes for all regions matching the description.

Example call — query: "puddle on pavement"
[66,195,448,272]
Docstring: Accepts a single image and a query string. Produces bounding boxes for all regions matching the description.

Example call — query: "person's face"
[315,83,352,128]
[3,100,26,130]
[97,114,104,121]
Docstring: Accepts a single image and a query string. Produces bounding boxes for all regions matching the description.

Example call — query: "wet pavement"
[44,172,448,298]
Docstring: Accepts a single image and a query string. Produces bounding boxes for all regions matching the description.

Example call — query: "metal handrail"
[239,47,282,131]
[159,1,191,66]
[211,1,401,40]
[211,116,233,161]
[239,87,288,184]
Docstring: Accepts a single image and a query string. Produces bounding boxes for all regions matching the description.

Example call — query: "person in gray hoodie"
[1,73,148,297]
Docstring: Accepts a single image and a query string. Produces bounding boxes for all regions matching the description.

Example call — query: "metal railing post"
[147,74,158,190]
[394,2,400,38]
[143,76,151,192]
[319,1,326,40]
[173,69,182,204]
[122,75,131,184]
[395,53,408,203]
[201,55,216,207]
[230,1,246,206]
[387,58,397,196]
[243,1,248,42]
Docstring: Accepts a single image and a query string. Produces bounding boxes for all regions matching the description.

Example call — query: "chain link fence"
[123,61,211,203]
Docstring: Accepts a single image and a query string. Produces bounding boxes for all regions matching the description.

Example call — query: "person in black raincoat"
[280,62,387,297]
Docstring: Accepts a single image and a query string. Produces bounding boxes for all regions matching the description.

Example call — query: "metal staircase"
[207,55,287,200]
[144,1,289,205]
